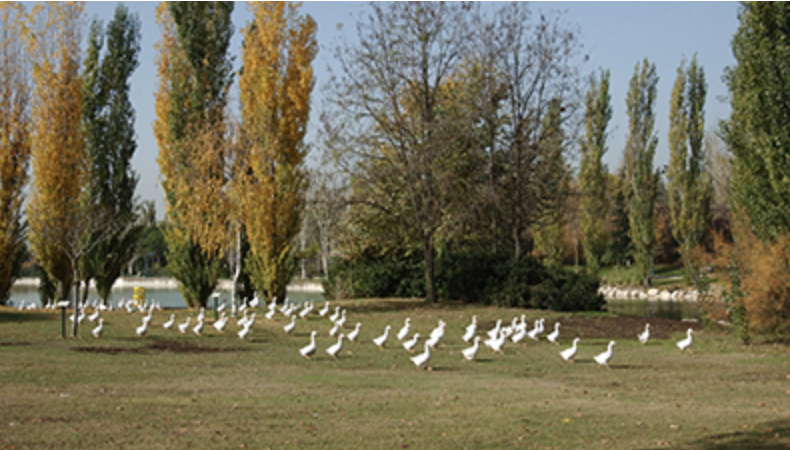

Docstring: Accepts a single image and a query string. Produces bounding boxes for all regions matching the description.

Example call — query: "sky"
[81,1,742,220]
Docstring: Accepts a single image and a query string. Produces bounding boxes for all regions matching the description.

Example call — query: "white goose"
[237,323,252,340]
[135,318,148,337]
[638,323,651,345]
[265,306,276,320]
[546,322,561,344]
[328,307,341,323]
[462,315,477,343]
[373,325,391,349]
[283,316,297,334]
[329,322,340,337]
[192,317,205,336]
[487,319,502,340]
[326,333,344,359]
[162,314,175,330]
[403,333,420,352]
[92,318,104,339]
[397,317,411,341]
[347,323,361,343]
[213,312,228,333]
[526,319,542,341]
[317,301,330,317]
[462,336,480,361]
[594,341,616,368]
[177,316,191,334]
[676,328,693,353]
[410,342,431,370]
[299,331,318,359]
[511,325,527,344]
[88,310,100,323]
[334,309,347,328]
[486,331,507,354]
[560,337,580,362]
[427,320,445,348]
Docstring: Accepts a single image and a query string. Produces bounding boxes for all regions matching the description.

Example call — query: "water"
[9,285,326,309]
[606,298,703,321]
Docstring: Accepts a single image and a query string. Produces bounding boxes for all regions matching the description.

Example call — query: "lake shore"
[13,276,325,293]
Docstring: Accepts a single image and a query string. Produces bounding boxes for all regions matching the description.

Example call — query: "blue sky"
[82,2,741,220]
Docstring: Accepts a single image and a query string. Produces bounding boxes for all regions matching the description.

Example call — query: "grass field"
[1,299,789,449]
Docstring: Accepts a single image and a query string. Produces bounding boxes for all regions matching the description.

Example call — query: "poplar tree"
[578,70,612,274]
[0,4,31,305]
[624,59,660,286]
[82,5,143,303]
[667,55,711,283]
[238,1,317,302]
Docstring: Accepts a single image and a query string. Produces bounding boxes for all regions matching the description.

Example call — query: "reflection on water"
[9,285,326,309]
[606,299,703,320]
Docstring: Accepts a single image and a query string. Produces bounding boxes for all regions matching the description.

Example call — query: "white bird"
[213,312,228,333]
[299,331,318,359]
[486,331,506,354]
[560,337,580,362]
[676,328,693,353]
[527,319,542,341]
[135,319,148,337]
[326,333,344,359]
[397,317,411,341]
[317,301,330,317]
[299,302,314,319]
[192,317,204,336]
[594,341,616,368]
[546,322,561,344]
[334,309,347,328]
[237,310,250,327]
[511,326,527,344]
[373,325,391,348]
[178,316,191,334]
[465,315,477,334]
[91,318,104,339]
[429,320,445,343]
[403,333,420,352]
[329,322,340,337]
[88,310,100,323]
[265,307,276,320]
[283,316,297,334]
[410,342,431,370]
[237,323,252,340]
[328,307,340,323]
[462,325,476,343]
[462,336,481,361]
[197,307,205,323]
[487,319,502,340]
[162,314,175,330]
[347,323,361,343]
[638,323,651,345]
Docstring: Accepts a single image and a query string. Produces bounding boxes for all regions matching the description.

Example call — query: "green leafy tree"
[667,54,711,284]
[579,70,612,274]
[624,59,660,286]
[82,5,143,304]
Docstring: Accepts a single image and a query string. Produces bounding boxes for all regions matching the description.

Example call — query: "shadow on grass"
[0,310,57,323]
[73,338,249,355]
[637,418,790,450]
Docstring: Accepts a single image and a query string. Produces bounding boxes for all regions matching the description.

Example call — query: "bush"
[324,250,605,312]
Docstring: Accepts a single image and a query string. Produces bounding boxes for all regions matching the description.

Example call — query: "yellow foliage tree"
[0,4,32,305]
[25,1,86,302]
[238,1,317,301]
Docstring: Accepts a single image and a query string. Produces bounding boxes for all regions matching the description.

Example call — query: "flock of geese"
[41,296,697,370]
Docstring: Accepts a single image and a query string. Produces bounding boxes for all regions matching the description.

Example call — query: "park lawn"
[1,299,789,450]
[599,264,689,289]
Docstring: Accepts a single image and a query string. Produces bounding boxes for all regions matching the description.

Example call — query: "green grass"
[1,300,789,449]
[599,264,688,288]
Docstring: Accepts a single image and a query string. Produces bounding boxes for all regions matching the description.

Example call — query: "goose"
[317,301,330,317]
[91,318,104,339]
[676,328,693,353]
[283,316,297,334]
[462,336,481,361]
[213,312,228,333]
[560,337,580,362]
[511,326,527,344]
[410,342,431,370]
[638,323,651,345]
[88,310,100,323]
[461,325,476,343]
[299,331,318,359]
[237,323,252,340]
[526,319,542,341]
[334,309,347,328]
[326,333,344,359]
[328,307,341,323]
[265,306,276,320]
[196,307,205,323]
[487,319,502,340]
[177,316,191,334]
[162,314,175,330]
[594,341,616,368]
[429,320,446,344]
[249,295,260,309]
[546,322,561,344]
[237,310,250,327]
[403,333,420,352]
[373,325,391,349]
[329,322,340,337]
[217,300,227,313]
[347,323,361,343]
[135,318,148,337]
[299,302,314,319]
[465,315,477,335]
[486,331,507,354]
[397,318,411,341]
[192,317,205,336]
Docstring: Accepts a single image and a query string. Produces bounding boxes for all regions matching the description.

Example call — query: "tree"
[324,2,476,304]
[25,2,86,302]
[578,70,612,274]
[154,2,234,308]
[0,4,32,305]
[238,1,317,302]
[82,5,143,304]
[623,59,660,286]
[667,54,711,284]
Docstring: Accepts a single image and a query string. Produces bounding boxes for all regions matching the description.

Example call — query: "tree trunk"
[422,232,436,304]
[71,271,80,338]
